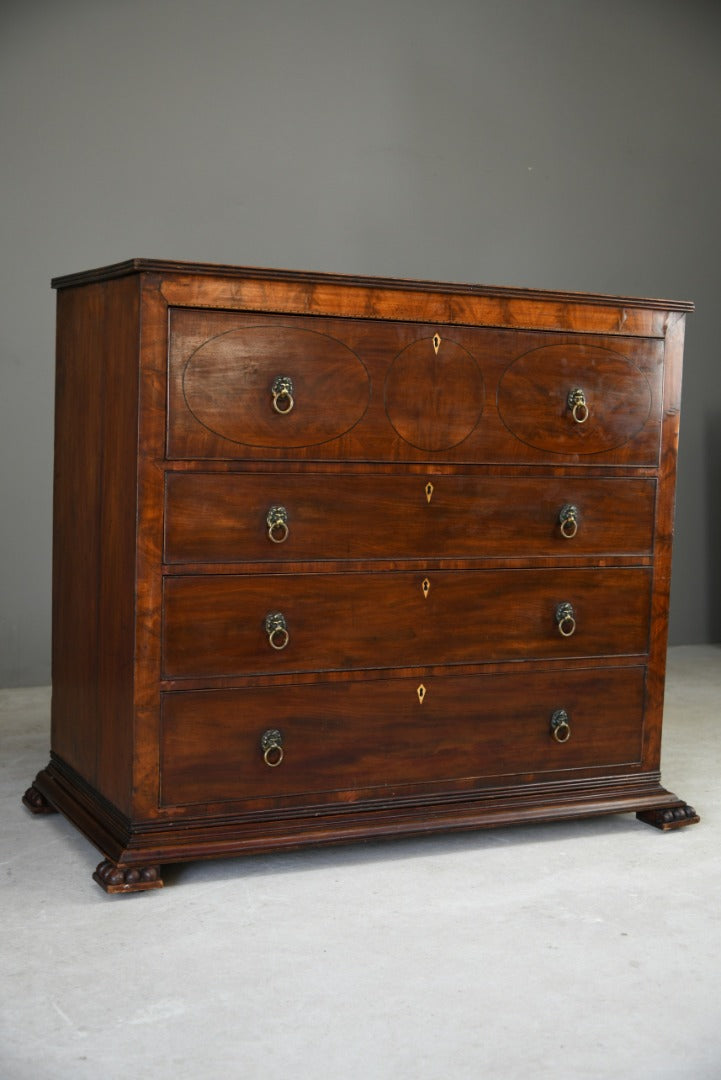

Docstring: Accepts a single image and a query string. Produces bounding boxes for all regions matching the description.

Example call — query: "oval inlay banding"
[183,325,370,448]
[497,344,652,455]
[384,337,484,452]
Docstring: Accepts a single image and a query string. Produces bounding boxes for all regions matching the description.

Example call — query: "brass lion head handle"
[558,504,579,539]
[271,375,295,414]
[550,709,571,743]
[555,601,576,637]
[261,728,284,767]
[567,388,588,423]
[266,505,289,544]
[265,611,289,650]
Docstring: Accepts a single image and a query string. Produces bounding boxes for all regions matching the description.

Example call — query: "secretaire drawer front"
[167,309,664,465]
[164,473,656,564]
[159,666,646,808]
[162,567,652,678]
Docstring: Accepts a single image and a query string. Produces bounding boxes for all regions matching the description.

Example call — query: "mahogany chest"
[24,260,698,892]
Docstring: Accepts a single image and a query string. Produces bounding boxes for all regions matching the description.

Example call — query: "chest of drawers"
[24,260,698,893]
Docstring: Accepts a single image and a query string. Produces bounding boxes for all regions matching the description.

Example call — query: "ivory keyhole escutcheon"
[425,481,434,504]
[417,684,427,704]
[421,578,431,599]
[432,333,441,354]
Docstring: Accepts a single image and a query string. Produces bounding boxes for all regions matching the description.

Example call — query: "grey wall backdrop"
[1,0,720,686]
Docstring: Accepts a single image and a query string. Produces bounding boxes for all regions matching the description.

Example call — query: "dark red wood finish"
[25,260,697,893]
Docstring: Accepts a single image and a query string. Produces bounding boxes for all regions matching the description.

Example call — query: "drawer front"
[159,666,646,807]
[162,567,652,678]
[164,472,655,564]
[167,309,663,465]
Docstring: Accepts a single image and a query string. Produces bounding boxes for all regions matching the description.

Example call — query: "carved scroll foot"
[93,860,164,894]
[637,804,700,831]
[22,784,58,815]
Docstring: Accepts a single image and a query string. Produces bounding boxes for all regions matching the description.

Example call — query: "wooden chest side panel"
[642,312,686,770]
[51,277,140,814]
[51,286,104,780]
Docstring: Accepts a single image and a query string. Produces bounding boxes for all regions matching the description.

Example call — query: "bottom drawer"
[160,666,645,808]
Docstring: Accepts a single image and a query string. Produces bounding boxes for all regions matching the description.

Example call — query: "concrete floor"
[1,644,719,1080]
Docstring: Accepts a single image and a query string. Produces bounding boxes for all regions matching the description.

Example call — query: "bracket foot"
[637,804,699,831]
[93,860,164,894]
[22,784,58,815]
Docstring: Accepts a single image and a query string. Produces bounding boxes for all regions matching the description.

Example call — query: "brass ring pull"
[550,709,571,743]
[266,505,289,544]
[265,611,289,650]
[261,729,284,767]
[272,375,294,414]
[568,388,588,423]
[556,602,576,637]
[559,504,579,539]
